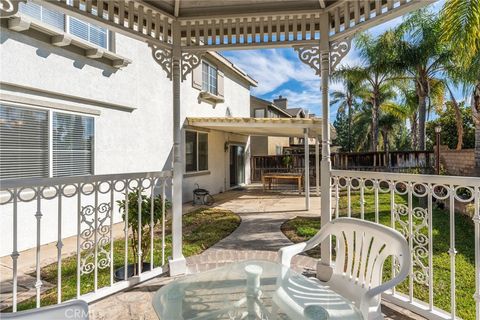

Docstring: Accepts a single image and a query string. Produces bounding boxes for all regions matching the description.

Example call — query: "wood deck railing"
[251,151,435,182]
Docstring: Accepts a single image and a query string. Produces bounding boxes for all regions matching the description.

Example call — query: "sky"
[221,1,452,122]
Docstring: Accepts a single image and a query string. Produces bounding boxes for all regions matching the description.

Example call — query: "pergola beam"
[174,0,180,17]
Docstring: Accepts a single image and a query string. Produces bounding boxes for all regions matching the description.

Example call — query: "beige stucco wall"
[267,136,290,155]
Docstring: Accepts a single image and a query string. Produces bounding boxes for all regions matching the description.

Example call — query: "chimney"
[273,95,288,109]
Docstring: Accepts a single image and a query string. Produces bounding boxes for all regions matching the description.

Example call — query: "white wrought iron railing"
[0,171,172,312]
[331,170,480,320]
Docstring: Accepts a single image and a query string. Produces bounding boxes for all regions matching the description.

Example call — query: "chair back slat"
[322,218,409,309]
[344,230,355,278]
[364,238,385,288]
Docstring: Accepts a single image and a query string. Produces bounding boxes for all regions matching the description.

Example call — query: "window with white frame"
[53,112,94,177]
[0,103,94,180]
[19,1,110,49]
[202,61,217,95]
[185,131,208,173]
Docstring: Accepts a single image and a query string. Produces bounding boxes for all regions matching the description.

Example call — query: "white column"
[315,136,320,196]
[317,13,333,281]
[304,128,310,210]
[169,20,186,276]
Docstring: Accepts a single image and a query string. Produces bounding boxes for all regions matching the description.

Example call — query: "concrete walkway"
[206,186,321,252]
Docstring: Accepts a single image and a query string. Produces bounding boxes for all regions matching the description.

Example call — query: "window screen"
[198,132,208,171]
[19,2,108,49]
[202,62,217,95]
[69,17,108,49]
[53,112,94,177]
[0,104,49,180]
[254,109,265,118]
[185,131,197,172]
[19,1,65,30]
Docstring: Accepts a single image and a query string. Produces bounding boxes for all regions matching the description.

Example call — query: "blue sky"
[221,1,453,122]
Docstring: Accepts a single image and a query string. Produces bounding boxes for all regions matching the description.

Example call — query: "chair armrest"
[277,222,332,267]
[277,242,307,267]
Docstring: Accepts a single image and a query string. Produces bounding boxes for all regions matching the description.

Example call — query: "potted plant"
[282,154,293,170]
[115,187,171,280]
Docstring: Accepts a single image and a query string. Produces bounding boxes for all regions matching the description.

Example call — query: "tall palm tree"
[354,32,398,152]
[441,0,480,168]
[331,67,366,152]
[351,85,398,152]
[391,10,450,150]
[378,112,403,164]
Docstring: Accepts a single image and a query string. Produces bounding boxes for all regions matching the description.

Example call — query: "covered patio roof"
[186,117,334,138]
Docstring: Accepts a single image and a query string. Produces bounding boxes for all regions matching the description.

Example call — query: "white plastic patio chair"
[2,300,89,319]
[276,217,411,320]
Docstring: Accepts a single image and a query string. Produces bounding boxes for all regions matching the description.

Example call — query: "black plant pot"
[114,262,152,281]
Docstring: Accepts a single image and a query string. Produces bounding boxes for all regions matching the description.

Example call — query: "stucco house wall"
[0,17,253,256]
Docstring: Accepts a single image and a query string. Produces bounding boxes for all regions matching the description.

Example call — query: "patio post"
[315,136,320,196]
[169,20,186,276]
[304,128,310,210]
[318,13,333,281]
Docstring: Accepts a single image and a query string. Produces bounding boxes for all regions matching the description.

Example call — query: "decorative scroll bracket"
[0,0,25,18]
[330,37,352,71]
[150,45,206,82]
[293,45,321,76]
[149,44,173,80]
[293,37,351,75]
[180,51,205,81]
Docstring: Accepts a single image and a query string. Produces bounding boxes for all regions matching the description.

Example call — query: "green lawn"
[281,191,476,320]
[11,208,241,312]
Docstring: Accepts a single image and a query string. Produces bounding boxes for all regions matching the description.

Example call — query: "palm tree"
[444,82,464,149]
[440,0,480,168]
[440,0,480,67]
[354,32,398,152]
[379,112,403,165]
[350,103,373,151]
[351,85,398,152]
[331,67,366,152]
[390,10,450,150]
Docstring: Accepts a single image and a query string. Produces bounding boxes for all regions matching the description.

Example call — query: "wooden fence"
[250,151,434,182]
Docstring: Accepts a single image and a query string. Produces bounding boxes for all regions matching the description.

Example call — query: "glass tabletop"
[152,260,363,320]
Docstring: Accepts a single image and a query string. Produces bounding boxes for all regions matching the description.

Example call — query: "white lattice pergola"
[1,0,434,276]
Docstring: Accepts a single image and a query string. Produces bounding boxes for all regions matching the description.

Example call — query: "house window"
[18,1,65,30]
[0,104,49,180]
[202,61,217,95]
[185,131,208,172]
[275,145,283,155]
[53,112,94,177]
[0,103,94,180]
[19,2,109,49]
[254,109,265,118]
[69,17,109,49]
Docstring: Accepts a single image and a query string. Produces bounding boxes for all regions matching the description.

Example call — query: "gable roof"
[286,108,306,117]
[207,52,257,86]
[250,96,292,118]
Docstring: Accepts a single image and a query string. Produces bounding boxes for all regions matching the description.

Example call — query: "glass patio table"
[152,260,362,320]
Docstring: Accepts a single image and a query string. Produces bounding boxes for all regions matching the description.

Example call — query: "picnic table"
[261,172,303,194]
